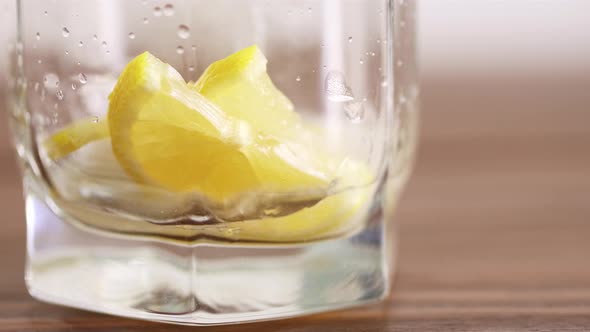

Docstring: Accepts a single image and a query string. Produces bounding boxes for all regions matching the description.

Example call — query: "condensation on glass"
[4,0,418,325]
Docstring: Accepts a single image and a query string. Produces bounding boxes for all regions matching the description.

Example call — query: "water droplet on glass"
[56,90,64,100]
[78,41,84,47]
[287,10,292,16]
[348,36,353,43]
[101,41,107,47]
[370,52,376,57]
[33,82,39,92]
[377,39,381,44]
[62,27,70,37]
[93,34,98,40]
[344,101,365,123]
[37,59,42,64]
[163,4,174,16]
[153,6,162,16]
[308,7,312,13]
[191,44,197,51]
[92,116,99,123]
[325,71,354,102]
[295,75,301,82]
[188,65,195,72]
[44,10,48,16]
[396,60,403,67]
[71,83,76,90]
[177,25,190,39]
[381,80,388,87]
[64,50,69,55]
[77,61,81,66]
[359,59,364,65]
[143,17,149,24]
[55,80,60,87]
[35,32,40,40]
[176,46,185,54]
[40,89,46,101]
[106,50,110,54]
[399,95,408,104]
[128,32,135,39]
[78,73,87,84]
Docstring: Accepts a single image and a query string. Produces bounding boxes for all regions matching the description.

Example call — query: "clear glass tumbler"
[4,0,418,325]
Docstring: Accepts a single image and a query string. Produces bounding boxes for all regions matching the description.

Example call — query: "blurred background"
[0,0,589,321]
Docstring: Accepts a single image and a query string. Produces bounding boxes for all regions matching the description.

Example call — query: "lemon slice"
[190,45,298,138]
[108,51,329,202]
[43,117,109,160]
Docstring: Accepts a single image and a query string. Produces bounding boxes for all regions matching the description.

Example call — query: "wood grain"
[1,71,589,331]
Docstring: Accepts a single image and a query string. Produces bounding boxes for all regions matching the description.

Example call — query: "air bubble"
[101,41,107,47]
[153,6,162,16]
[188,65,195,72]
[93,34,98,40]
[62,27,70,37]
[163,4,174,16]
[177,25,190,39]
[78,73,87,84]
[348,36,353,43]
[176,46,185,54]
[359,59,364,65]
[143,17,149,24]
[128,32,136,39]
[78,41,84,47]
[35,32,40,40]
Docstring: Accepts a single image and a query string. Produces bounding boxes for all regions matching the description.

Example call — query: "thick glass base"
[24,181,393,326]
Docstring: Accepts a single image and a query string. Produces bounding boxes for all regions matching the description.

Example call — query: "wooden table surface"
[1,72,589,331]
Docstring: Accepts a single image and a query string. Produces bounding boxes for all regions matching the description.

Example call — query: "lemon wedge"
[108,51,329,202]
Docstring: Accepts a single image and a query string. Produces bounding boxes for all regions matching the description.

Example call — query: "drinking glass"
[3,0,418,325]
